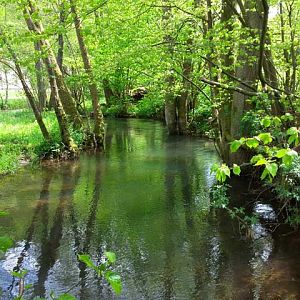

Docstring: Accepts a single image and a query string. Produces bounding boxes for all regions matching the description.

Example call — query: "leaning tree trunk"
[44,55,78,153]
[70,0,105,147]
[23,0,83,130]
[1,33,50,141]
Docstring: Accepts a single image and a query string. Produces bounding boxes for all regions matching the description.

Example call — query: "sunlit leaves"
[258,133,273,145]
[11,270,28,278]
[105,271,122,295]
[105,251,116,264]
[245,137,260,149]
[287,127,300,146]
[211,163,230,183]
[0,236,13,253]
[78,251,122,295]
[232,164,241,176]
[230,139,243,152]
[78,254,95,270]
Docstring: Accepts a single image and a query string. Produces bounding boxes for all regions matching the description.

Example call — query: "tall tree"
[70,0,105,147]
[22,0,83,130]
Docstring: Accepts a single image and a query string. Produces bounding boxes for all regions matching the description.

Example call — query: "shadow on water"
[0,119,300,299]
[34,163,81,297]
[8,170,53,295]
[78,153,103,300]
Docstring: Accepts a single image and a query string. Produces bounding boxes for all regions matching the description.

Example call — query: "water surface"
[0,119,300,299]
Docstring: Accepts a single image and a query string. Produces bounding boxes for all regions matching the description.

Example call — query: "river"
[0,119,299,299]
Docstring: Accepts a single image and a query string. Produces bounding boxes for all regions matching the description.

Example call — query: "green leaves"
[261,162,278,181]
[258,133,272,145]
[0,211,9,217]
[287,127,299,146]
[245,138,260,149]
[212,163,242,183]
[230,133,273,154]
[78,251,122,295]
[261,117,271,128]
[214,164,230,183]
[275,149,288,158]
[105,271,122,295]
[266,162,278,178]
[232,164,241,176]
[78,254,95,270]
[11,270,28,278]
[0,236,13,253]
[230,139,243,152]
[105,251,116,264]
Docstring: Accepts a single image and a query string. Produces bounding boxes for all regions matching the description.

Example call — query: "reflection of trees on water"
[34,163,81,297]
[8,170,53,295]
[3,120,299,299]
[163,139,176,300]
[78,153,103,300]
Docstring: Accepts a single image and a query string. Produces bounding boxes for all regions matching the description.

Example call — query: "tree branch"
[172,68,211,101]
[200,77,258,96]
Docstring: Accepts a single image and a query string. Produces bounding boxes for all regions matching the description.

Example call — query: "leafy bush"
[188,105,213,136]
[135,95,164,119]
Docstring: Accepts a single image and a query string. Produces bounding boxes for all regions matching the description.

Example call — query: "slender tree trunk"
[23,0,83,129]
[178,58,192,134]
[57,1,66,72]
[4,68,8,106]
[163,0,177,134]
[1,34,50,141]
[43,54,77,153]
[102,78,115,106]
[34,42,47,110]
[70,0,105,147]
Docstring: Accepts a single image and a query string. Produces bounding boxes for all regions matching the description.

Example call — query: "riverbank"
[0,109,63,175]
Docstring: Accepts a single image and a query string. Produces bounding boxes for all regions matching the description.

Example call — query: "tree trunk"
[70,0,105,147]
[216,0,235,162]
[57,1,66,72]
[34,42,48,110]
[23,0,83,130]
[4,68,8,106]
[44,55,77,153]
[2,34,50,141]
[102,78,115,106]
[163,0,177,135]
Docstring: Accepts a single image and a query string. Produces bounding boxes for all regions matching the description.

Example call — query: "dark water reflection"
[0,119,300,299]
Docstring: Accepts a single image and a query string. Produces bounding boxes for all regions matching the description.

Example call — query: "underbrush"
[102,94,164,119]
[0,110,83,175]
[0,97,29,110]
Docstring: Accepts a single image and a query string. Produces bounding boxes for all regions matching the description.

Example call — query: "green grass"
[0,91,29,110]
[0,109,59,175]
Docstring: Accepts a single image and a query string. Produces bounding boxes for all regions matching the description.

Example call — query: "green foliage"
[211,184,230,208]
[210,184,258,236]
[11,270,28,279]
[211,162,242,183]
[135,96,164,119]
[188,104,213,136]
[0,235,13,254]
[0,211,13,256]
[275,156,300,203]
[0,110,86,174]
[229,124,299,182]
[78,251,122,295]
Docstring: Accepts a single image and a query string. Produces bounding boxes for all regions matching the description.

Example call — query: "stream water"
[0,119,300,299]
